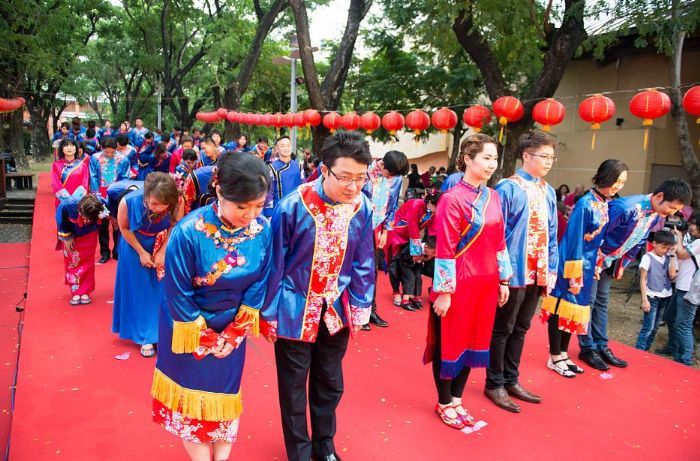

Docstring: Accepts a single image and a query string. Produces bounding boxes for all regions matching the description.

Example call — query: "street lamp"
[272,35,318,156]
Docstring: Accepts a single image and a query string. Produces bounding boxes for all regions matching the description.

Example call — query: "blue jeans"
[635,296,671,351]
[578,269,613,352]
[668,290,698,365]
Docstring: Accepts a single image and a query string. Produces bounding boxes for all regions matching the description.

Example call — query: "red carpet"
[8,173,700,460]
[0,242,29,459]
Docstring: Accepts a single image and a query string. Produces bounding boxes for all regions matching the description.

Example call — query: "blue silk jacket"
[362,160,403,231]
[264,178,376,342]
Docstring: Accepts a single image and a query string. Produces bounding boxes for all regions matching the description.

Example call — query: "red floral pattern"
[153,399,239,443]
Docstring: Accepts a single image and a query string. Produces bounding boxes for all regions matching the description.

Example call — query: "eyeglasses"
[328,168,369,187]
[528,153,558,162]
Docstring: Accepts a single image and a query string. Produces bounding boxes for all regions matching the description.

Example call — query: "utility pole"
[156,81,163,132]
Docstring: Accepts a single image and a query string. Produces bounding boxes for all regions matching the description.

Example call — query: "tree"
[289,0,373,153]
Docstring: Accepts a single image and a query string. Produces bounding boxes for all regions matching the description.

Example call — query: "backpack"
[683,252,700,305]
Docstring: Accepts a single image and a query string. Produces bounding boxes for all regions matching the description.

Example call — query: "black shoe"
[369,312,388,327]
[360,323,371,331]
[578,350,610,371]
[312,454,342,461]
[98,255,110,264]
[112,251,118,261]
[398,301,418,311]
[411,299,424,310]
[599,347,628,368]
[654,347,673,357]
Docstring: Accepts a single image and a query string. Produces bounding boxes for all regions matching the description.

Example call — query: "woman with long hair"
[426,134,512,429]
[51,138,91,207]
[151,153,273,461]
[112,172,182,357]
[541,159,628,377]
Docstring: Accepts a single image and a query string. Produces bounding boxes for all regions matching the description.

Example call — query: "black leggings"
[431,309,470,405]
[548,314,572,355]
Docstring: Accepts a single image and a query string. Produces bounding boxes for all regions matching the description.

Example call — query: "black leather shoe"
[312,453,342,461]
[99,255,110,264]
[578,350,610,371]
[398,301,418,311]
[599,347,628,368]
[360,323,371,331]
[369,312,388,327]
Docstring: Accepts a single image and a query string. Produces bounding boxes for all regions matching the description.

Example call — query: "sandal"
[561,353,584,374]
[452,404,476,427]
[140,345,156,358]
[434,403,465,430]
[80,295,91,305]
[547,356,575,378]
[393,293,402,306]
[69,295,81,306]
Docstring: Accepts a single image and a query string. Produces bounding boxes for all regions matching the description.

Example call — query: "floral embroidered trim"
[433,258,457,293]
[409,238,423,256]
[349,305,370,327]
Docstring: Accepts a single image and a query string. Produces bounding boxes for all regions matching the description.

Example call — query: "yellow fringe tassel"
[563,260,584,279]
[542,297,591,328]
[151,368,243,422]
[236,304,260,337]
[171,316,207,354]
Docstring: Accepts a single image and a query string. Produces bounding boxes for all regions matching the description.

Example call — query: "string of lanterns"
[198,85,698,149]
[0,97,26,114]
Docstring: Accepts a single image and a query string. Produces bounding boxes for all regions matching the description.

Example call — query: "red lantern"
[683,86,700,145]
[216,108,228,119]
[262,113,274,127]
[382,111,405,135]
[0,97,24,114]
[492,96,524,143]
[282,113,295,128]
[323,112,342,133]
[578,94,616,150]
[294,112,306,128]
[252,113,264,126]
[303,109,321,127]
[462,105,491,133]
[272,112,285,128]
[532,98,566,132]
[340,112,360,131]
[359,111,381,134]
[629,88,671,150]
[226,111,239,123]
[406,109,430,135]
[431,107,458,134]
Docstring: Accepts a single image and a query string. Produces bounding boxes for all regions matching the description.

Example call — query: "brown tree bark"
[9,110,28,170]
[447,122,465,173]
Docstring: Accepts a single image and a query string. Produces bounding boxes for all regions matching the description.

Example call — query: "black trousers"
[388,257,423,297]
[98,219,120,258]
[431,309,470,404]
[275,319,350,461]
[486,285,541,389]
[548,314,572,355]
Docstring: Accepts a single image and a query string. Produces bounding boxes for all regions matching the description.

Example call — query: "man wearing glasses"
[484,130,559,413]
[264,131,375,461]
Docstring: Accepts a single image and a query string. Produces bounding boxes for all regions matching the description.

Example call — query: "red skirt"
[152,400,240,444]
[63,232,97,296]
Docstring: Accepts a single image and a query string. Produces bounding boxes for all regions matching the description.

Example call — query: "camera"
[664,218,689,232]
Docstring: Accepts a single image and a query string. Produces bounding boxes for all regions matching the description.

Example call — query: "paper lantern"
[532,98,566,132]
[578,94,616,150]
[382,111,405,135]
[271,112,285,128]
[323,112,342,133]
[340,112,360,131]
[359,111,381,134]
[431,107,458,133]
[406,110,430,135]
[462,105,491,133]
[629,88,671,149]
[294,112,306,128]
[262,113,273,127]
[492,96,524,143]
[226,111,239,123]
[683,86,700,145]
[0,97,25,114]
[303,109,322,127]
[216,108,228,119]
[252,113,264,126]
[282,113,295,128]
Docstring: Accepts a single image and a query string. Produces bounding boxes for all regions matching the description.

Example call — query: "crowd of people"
[48,116,697,461]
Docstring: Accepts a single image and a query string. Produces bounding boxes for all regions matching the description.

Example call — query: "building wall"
[548,50,700,194]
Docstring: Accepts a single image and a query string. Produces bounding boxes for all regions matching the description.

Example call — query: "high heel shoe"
[434,403,465,429]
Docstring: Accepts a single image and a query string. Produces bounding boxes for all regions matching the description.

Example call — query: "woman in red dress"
[425,134,512,429]
[51,138,91,207]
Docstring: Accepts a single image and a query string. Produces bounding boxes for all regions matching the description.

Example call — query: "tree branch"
[289,0,325,108]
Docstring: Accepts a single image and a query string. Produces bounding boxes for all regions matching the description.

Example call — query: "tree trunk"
[29,107,51,161]
[311,125,331,157]
[669,30,700,214]
[9,110,29,170]
[447,123,465,173]
[222,87,239,141]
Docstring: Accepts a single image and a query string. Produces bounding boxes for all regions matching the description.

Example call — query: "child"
[635,230,677,351]
[391,235,436,311]
[172,148,199,191]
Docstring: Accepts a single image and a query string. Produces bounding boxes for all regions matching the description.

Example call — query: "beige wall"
[549,50,700,195]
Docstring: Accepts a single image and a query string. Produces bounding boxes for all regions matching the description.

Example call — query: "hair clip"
[98,206,110,220]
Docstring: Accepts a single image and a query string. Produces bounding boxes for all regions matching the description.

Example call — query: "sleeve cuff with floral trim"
[350,304,371,326]
[409,239,423,256]
[56,189,70,201]
[433,258,456,294]
[260,319,278,339]
[221,305,260,349]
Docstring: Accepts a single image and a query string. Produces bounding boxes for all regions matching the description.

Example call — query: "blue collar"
[640,194,654,215]
[516,169,541,183]
[314,177,343,206]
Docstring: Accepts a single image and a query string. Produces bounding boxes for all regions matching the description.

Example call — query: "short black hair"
[182,148,198,162]
[592,159,628,188]
[653,178,692,205]
[87,120,96,129]
[320,131,372,168]
[144,131,154,140]
[275,136,290,146]
[653,229,676,245]
[86,128,96,138]
[258,136,269,144]
[425,191,441,206]
[383,150,409,176]
[173,126,182,132]
[217,152,270,203]
[517,130,557,159]
[116,134,129,146]
[154,142,168,157]
[423,235,437,249]
[100,137,117,149]
[60,122,70,129]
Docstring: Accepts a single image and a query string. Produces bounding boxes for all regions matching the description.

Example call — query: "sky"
[306,0,382,59]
